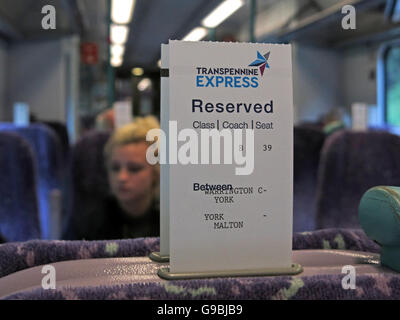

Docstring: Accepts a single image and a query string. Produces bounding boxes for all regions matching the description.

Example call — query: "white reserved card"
[168,40,293,273]
[159,44,170,257]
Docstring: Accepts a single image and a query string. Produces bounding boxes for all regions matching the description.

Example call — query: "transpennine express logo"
[195,51,270,88]
[249,51,270,76]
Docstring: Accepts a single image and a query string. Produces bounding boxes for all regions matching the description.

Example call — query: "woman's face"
[108,142,154,205]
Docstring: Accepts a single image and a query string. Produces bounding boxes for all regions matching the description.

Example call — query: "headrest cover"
[359,186,400,272]
[359,186,400,246]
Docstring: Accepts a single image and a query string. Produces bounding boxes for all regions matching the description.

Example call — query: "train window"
[385,46,400,127]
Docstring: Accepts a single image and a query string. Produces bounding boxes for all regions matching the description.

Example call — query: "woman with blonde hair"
[95,115,160,239]
[64,115,160,240]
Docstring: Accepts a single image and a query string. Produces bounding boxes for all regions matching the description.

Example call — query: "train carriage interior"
[1,0,400,302]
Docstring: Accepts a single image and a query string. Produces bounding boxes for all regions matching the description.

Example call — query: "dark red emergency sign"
[81,42,99,65]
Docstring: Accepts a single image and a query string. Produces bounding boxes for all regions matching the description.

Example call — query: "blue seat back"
[0,132,41,241]
[0,123,63,239]
[42,121,70,161]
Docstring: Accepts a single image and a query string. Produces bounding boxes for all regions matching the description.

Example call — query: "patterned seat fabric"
[0,228,385,299]
[0,228,378,279]
[4,273,398,300]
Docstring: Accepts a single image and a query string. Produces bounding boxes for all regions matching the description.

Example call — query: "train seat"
[0,228,377,279]
[293,125,326,232]
[316,130,400,229]
[0,123,63,239]
[0,228,386,300]
[0,237,159,279]
[4,251,398,300]
[41,121,70,162]
[63,130,111,240]
[0,132,41,242]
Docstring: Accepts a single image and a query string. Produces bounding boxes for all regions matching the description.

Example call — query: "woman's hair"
[104,115,160,160]
[104,115,161,198]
